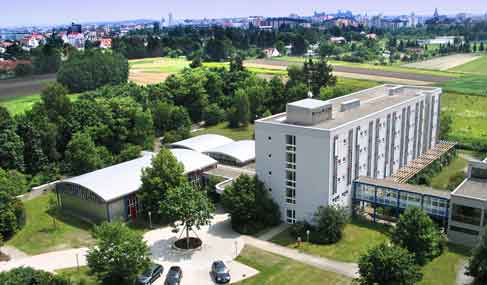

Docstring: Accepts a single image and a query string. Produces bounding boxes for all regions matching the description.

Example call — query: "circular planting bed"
[174,237,202,250]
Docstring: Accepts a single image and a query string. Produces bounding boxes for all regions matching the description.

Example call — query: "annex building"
[255,85,442,224]
[55,150,217,222]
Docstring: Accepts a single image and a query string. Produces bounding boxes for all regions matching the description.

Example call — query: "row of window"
[285,135,297,205]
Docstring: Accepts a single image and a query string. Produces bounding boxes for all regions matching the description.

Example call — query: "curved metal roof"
[205,140,255,165]
[60,150,216,202]
[170,134,234,153]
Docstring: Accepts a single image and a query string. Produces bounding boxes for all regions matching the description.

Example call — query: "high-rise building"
[68,22,82,34]
[168,13,174,27]
[255,85,442,223]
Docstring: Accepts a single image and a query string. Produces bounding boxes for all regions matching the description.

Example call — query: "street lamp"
[148,211,152,229]
[306,230,310,243]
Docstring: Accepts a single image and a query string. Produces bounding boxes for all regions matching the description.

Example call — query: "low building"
[263,48,280,58]
[55,150,217,223]
[205,140,255,166]
[330,37,346,44]
[448,158,487,246]
[170,134,234,153]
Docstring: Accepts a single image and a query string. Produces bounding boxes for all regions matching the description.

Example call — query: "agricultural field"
[441,76,487,96]
[441,92,487,144]
[403,53,481,71]
[450,55,487,75]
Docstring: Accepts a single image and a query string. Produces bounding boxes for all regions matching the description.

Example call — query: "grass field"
[7,193,95,255]
[270,219,390,263]
[275,56,462,78]
[451,55,487,75]
[442,92,487,144]
[235,245,352,285]
[430,151,469,190]
[0,93,80,115]
[192,122,255,141]
[420,244,470,285]
[441,76,487,96]
[57,267,99,285]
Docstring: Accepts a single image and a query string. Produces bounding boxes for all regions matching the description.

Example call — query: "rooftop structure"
[170,134,234,153]
[205,140,256,166]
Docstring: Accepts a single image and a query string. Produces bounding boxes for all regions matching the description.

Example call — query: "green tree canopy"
[357,243,423,285]
[221,175,280,234]
[138,148,187,222]
[87,222,151,285]
[0,186,24,238]
[312,206,348,244]
[466,226,487,283]
[57,49,129,93]
[64,132,104,175]
[160,183,215,248]
[391,207,444,265]
[0,267,68,285]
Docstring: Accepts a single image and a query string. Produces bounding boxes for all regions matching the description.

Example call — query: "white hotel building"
[255,85,442,224]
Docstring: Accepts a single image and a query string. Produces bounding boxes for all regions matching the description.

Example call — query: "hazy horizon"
[2,0,487,28]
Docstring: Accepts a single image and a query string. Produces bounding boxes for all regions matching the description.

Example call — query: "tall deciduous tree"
[64,132,104,175]
[228,89,250,128]
[391,207,444,265]
[312,206,348,244]
[160,183,215,248]
[139,148,187,222]
[87,222,151,285]
[0,183,24,238]
[357,243,423,285]
[466,226,487,283]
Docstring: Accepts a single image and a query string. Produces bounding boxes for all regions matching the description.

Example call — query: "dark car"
[138,263,164,285]
[164,266,183,285]
[211,260,231,284]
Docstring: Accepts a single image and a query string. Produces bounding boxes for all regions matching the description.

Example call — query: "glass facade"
[285,135,296,205]
[451,204,482,226]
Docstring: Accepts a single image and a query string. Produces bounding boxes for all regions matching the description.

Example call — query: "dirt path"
[246,59,453,84]
[403,54,480,71]
[0,74,56,99]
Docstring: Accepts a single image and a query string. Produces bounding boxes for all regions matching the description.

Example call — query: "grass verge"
[192,122,254,141]
[270,219,390,263]
[0,93,79,115]
[7,193,95,255]
[420,244,470,285]
[56,267,99,285]
[235,245,352,285]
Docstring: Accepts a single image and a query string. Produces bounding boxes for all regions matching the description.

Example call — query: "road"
[246,59,453,84]
[0,73,56,99]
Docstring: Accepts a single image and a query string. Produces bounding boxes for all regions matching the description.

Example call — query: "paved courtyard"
[0,212,258,284]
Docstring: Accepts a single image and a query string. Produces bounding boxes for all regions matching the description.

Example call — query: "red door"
[128,195,138,220]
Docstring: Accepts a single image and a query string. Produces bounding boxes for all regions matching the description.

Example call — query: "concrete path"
[242,235,359,279]
[456,260,474,285]
[0,246,28,260]
[257,223,290,241]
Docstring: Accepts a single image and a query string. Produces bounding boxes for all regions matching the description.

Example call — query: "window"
[286,187,296,204]
[286,209,296,224]
[450,226,479,236]
[268,171,272,176]
[268,136,272,141]
[268,154,272,158]
[452,204,482,226]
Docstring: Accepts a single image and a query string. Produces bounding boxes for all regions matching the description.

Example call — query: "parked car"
[138,263,164,285]
[165,266,183,285]
[211,260,231,284]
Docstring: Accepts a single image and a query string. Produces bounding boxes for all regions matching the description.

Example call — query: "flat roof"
[259,85,441,130]
[452,178,487,201]
[61,150,217,202]
[205,140,255,164]
[356,177,451,199]
[170,134,234,153]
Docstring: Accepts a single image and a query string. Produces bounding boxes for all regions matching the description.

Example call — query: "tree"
[466,227,487,283]
[311,206,348,244]
[228,89,250,128]
[203,103,225,126]
[87,222,151,285]
[160,183,215,248]
[0,126,24,171]
[138,148,187,222]
[190,56,202,68]
[0,168,29,197]
[357,243,423,285]
[64,132,104,175]
[221,175,280,234]
[291,34,307,56]
[14,63,34,77]
[0,267,69,285]
[440,113,452,139]
[57,49,129,93]
[275,40,286,55]
[318,41,337,58]
[391,207,444,265]
[229,55,245,73]
[0,188,24,238]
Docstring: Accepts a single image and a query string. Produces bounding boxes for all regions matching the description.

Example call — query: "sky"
[2,0,487,27]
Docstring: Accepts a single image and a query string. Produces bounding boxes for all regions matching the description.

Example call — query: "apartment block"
[255,85,442,223]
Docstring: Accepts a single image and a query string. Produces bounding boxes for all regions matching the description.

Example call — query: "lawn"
[420,244,470,285]
[429,150,481,190]
[451,55,487,75]
[441,92,487,145]
[191,122,254,141]
[129,57,190,74]
[7,193,95,255]
[270,219,390,263]
[0,93,80,115]
[235,245,352,285]
[56,267,99,285]
[441,76,487,96]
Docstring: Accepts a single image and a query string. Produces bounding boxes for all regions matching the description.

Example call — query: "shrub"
[312,206,349,244]
[0,267,69,285]
[14,63,33,77]
[203,103,225,126]
[466,227,487,283]
[357,243,423,285]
